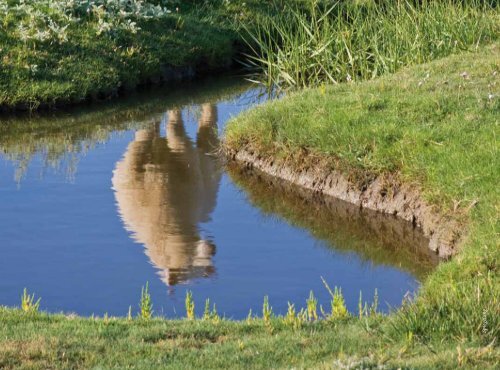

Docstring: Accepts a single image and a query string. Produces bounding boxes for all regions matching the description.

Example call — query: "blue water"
[0,77,427,319]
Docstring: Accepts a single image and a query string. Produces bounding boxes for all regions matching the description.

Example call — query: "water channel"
[0,75,438,319]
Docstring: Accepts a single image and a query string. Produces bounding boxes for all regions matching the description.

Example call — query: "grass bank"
[4,305,496,369]
[0,0,270,110]
[2,0,496,110]
[242,0,498,90]
[225,43,499,352]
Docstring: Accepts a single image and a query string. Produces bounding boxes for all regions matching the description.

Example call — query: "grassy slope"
[0,1,269,110]
[0,45,498,369]
[226,44,499,343]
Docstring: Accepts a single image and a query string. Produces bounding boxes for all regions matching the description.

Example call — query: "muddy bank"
[224,148,464,259]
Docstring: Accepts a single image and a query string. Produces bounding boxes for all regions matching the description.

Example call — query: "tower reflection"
[112,104,221,285]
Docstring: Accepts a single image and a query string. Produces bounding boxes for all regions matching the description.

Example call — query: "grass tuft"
[20,288,40,314]
[185,291,195,321]
[139,282,153,320]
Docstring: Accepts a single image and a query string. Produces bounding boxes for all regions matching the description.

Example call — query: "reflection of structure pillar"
[112,104,221,286]
[198,104,219,153]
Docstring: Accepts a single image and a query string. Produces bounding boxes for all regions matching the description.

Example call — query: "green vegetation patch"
[242,0,499,90]
[0,0,264,109]
[1,291,498,369]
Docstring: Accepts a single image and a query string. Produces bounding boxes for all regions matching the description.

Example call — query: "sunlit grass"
[0,0,269,109]
[2,282,498,368]
[241,0,499,90]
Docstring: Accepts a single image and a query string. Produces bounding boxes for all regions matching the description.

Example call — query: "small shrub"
[185,291,195,320]
[21,288,40,313]
[210,303,220,323]
[283,302,303,329]
[203,298,211,321]
[202,298,220,323]
[139,282,153,320]
[306,290,318,322]
[246,309,253,324]
[262,295,275,332]
[358,291,364,319]
[369,289,379,316]
[331,287,348,320]
[262,295,273,324]
[322,278,349,320]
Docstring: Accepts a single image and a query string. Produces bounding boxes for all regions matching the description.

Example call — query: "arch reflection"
[112,104,221,285]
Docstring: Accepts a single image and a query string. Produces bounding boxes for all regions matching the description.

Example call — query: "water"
[0,76,438,319]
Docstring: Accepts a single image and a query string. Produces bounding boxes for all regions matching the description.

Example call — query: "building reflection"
[112,104,221,285]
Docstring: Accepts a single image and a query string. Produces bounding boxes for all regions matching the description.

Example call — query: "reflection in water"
[0,75,251,183]
[228,165,440,280]
[0,78,439,316]
[112,104,221,285]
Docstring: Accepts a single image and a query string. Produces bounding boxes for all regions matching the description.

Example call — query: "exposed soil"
[224,147,464,259]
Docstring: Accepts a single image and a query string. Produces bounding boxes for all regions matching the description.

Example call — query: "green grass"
[0,0,272,110]
[0,305,498,369]
[225,44,499,348]
[241,0,499,90]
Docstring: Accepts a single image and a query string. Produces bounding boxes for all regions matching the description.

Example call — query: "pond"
[0,75,438,319]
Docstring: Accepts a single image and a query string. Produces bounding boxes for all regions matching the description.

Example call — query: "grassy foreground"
[1,45,498,369]
[1,305,498,369]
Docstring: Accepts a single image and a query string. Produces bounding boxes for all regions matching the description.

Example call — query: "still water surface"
[0,76,438,318]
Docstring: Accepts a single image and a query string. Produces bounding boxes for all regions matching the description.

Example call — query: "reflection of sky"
[0,88,418,319]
